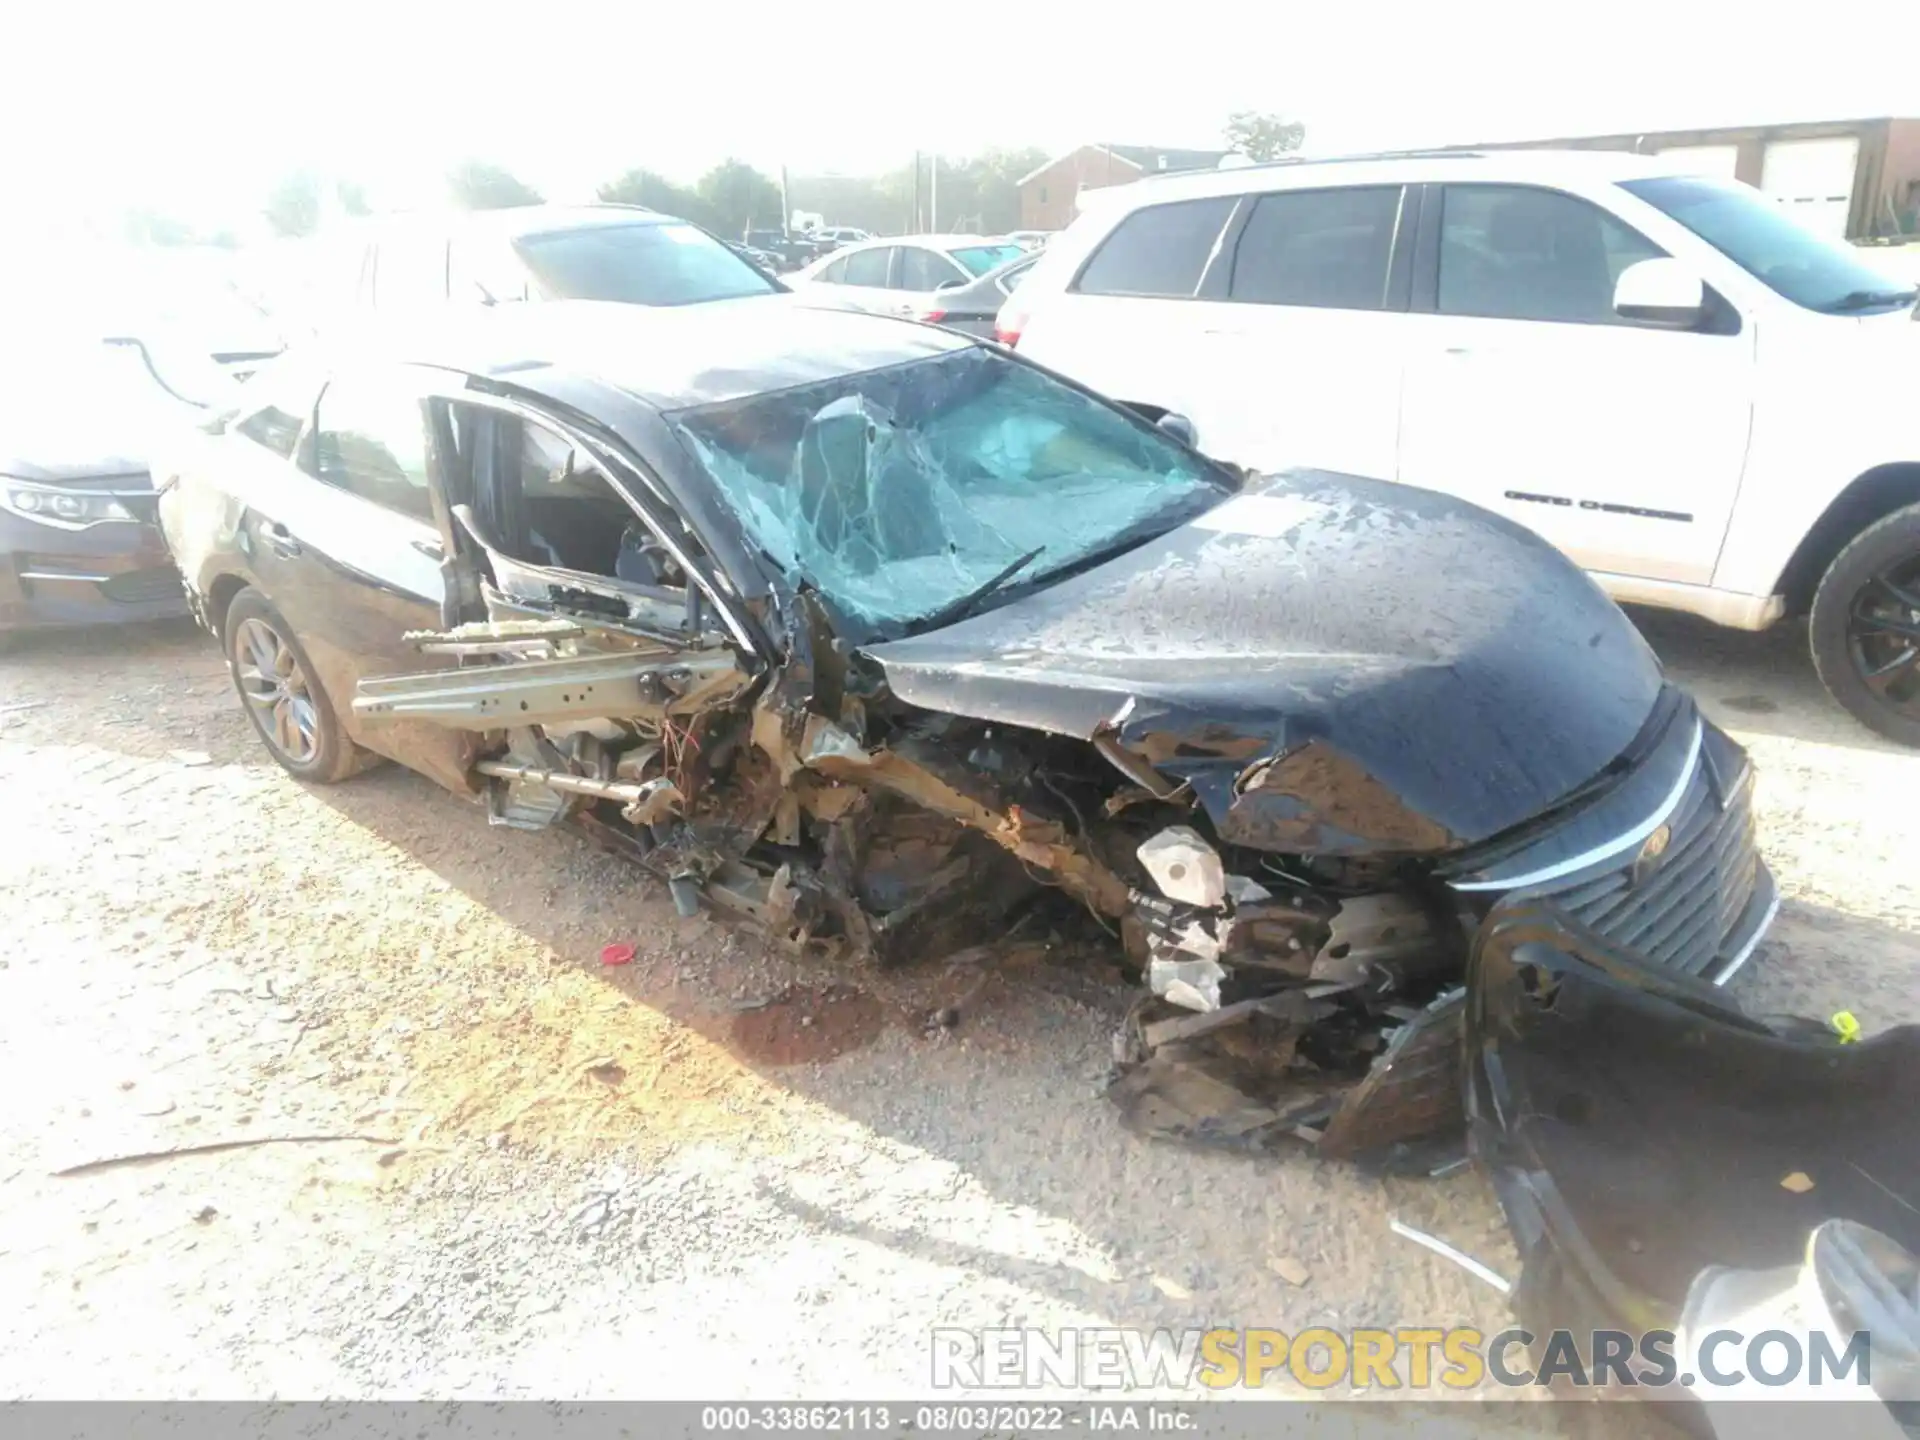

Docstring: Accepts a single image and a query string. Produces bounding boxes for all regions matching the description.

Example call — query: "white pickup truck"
[1001,150,1920,743]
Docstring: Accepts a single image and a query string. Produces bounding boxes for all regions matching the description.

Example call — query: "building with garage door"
[1453,117,1920,239]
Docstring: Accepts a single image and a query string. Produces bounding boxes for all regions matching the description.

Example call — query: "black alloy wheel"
[1811,502,1920,746]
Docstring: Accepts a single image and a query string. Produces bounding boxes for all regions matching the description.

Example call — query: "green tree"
[954,147,1047,232]
[336,178,372,217]
[122,208,196,247]
[263,170,323,238]
[786,173,896,234]
[447,161,543,210]
[596,168,716,229]
[1223,111,1306,161]
[696,159,784,238]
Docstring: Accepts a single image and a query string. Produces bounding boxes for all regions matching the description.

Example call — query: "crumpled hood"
[864,470,1664,850]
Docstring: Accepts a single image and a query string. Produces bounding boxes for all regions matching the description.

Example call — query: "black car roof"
[362,298,976,410]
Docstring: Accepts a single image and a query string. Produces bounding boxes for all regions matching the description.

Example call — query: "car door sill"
[1590,572,1785,632]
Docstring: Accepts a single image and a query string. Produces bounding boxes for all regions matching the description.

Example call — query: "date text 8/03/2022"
[698,1404,1196,1431]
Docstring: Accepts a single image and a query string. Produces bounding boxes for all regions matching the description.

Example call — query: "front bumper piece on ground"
[1468,898,1920,1350]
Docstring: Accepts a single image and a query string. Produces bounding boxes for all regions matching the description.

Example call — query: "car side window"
[1074,196,1236,298]
[816,256,851,284]
[511,416,689,596]
[352,242,378,305]
[310,374,435,524]
[445,402,704,634]
[897,247,962,292]
[842,247,891,288]
[448,236,529,304]
[234,357,322,460]
[1438,185,1665,325]
[1228,186,1401,310]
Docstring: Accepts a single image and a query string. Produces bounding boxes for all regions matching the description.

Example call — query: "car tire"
[221,589,376,783]
[1809,502,1920,747]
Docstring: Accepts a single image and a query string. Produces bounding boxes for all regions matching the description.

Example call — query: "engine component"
[475,756,683,825]
[1137,826,1226,908]
[354,646,749,728]
[1308,893,1448,988]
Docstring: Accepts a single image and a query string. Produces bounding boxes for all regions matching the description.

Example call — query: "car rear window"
[841,248,891,287]
[514,222,780,306]
[1228,186,1401,310]
[951,243,1027,276]
[1073,197,1236,298]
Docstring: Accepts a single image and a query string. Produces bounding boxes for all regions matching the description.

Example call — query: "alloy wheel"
[1847,557,1920,719]
[234,616,321,765]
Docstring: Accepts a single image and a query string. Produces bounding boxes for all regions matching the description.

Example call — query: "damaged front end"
[324,327,1891,1386]
[352,416,1781,1193]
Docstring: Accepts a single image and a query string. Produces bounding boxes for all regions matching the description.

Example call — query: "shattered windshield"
[670,346,1227,635]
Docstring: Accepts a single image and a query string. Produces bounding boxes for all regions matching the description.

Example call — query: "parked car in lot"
[742,230,821,272]
[1,335,232,633]
[289,206,783,334]
[788,234,1028,316]
[724,240,784,273]
[811,226,872,249]
[1002,150,1920,743]
[159,298,1782,1193]
[903,250,1038,336]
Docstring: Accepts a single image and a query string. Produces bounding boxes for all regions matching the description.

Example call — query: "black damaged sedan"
[161,301,1920,1340]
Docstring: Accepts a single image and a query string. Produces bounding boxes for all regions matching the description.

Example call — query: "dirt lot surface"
[2,609,1916,1423]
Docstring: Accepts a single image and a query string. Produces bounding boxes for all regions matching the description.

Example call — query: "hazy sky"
[7,0,1917,235]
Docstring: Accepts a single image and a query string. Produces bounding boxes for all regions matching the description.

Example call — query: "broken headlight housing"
[0,479,136,529]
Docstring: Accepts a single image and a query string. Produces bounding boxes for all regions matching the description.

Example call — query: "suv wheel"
[222,589,375,782]
[1810,502,1920,746]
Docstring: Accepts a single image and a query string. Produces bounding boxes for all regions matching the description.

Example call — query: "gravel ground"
[0,609,1915,1424]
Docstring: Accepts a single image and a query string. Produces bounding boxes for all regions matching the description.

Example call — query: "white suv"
[1000,150,1920,743]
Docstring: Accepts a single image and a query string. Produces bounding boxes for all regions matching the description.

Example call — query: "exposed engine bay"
[357,586,1475,1163]
[345,379,1766,1173]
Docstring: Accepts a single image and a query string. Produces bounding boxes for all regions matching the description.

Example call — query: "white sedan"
[786,234,1029,318]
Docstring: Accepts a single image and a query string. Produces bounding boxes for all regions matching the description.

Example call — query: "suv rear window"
[1074,197,1235,298]
[514,222,780,306]
[1228,186,1401,310]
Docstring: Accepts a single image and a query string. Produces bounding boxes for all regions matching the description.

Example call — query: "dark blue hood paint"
[863,470,1665,849]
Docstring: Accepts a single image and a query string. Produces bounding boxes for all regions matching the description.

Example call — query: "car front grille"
[1548,758,1771,985]
[100,567,185,605]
